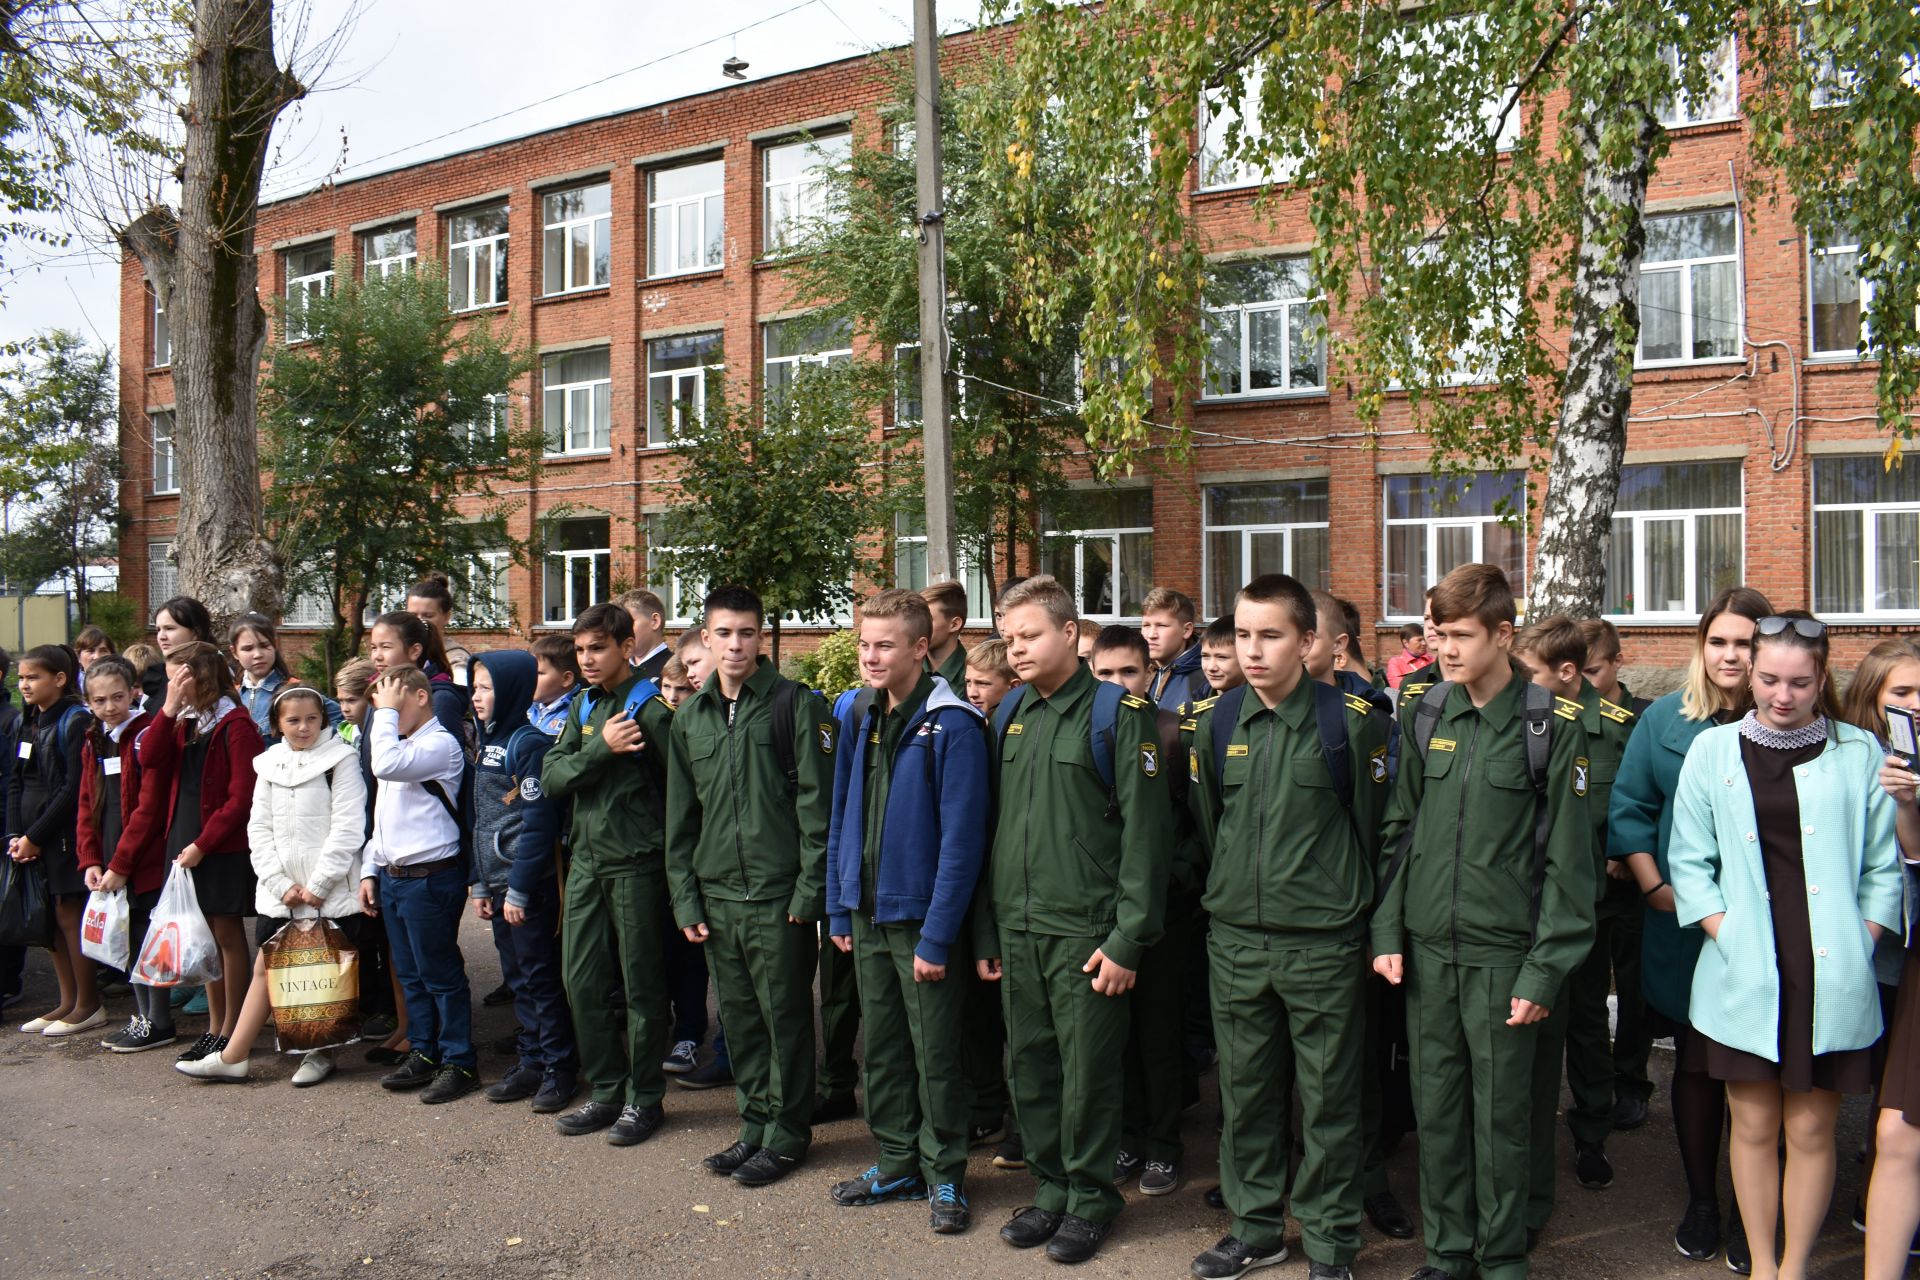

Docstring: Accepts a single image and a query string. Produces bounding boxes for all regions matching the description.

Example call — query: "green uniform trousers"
[1121,910,1190,1164]
[1212,931,1367,1264]
[705,897,818,1157]
[817,928,860,1098]
[1407,953,1540,1280]
[1526,977,1575,1232]
[961,969,1009,1128]
[851,916,971,1186]
[1001,927,1131,1223]
[562,866,669,1108]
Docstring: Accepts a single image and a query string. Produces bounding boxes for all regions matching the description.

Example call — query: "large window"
[543,517,611,625]
[1657,35,1739,127]
[149,284,170,367]
[763,133,851,254]
[283,243,333,342]
[1203,479,1331,616]
[648,158,724,277]
[1809,226,1872,358]
[763,315,852,405]
[464,392,510,456]
[646,512,709,625]
[542,183,611,295]
[1391,13,1521,154]
[647,332,722,445]
[151,410,177,494]
[362,225,416,279]
[1041,489,1154,621]
[147,541,177,609]
[1603,461,1744,619]
[1638,208,1741,365]
[1198,64,1303,189]
[1814,456,1920,617]
[1383,470,1526,618]
[1202,255,1325,397]
[894,510,994,623]
[448,203,509,311]
[461,550,512,628]
[542,348,611,455]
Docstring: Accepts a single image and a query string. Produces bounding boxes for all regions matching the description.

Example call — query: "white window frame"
[647,513,711,626]
[149,284,170,367]
[1040,493,1155,623]
[283,585,333,629]
[1602,465,1745,620]
[762,316,853,405]
[543,518,612,627]
[893,513,994,625]
[1393,13,1522,155]
[460,550,512,629]
[151,409,178,495]
[1201,255,1326,399]
[1812,457,1920,620]
[1200,480,1332,617]
[541,183,612,296]
[362,224,417,279]
[1198,64,1304,191]
[542,348,612,457]
[646,332,723,446]
[448,204,509,312]
[1657,34,1740,128]
[647,158,725,278]
[763,133,851,255]
[284,243,334,343]
[147,540,178,609]
[1808,229,1873,359]
[1636,208,1743,368]
[465,392,510,451]
[1381,472,1528,621]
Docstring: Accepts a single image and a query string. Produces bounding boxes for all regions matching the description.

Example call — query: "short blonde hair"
[966,637,1015,681]
[335,657,376,698]
[996,574,1077,628]
[860,588,934,642]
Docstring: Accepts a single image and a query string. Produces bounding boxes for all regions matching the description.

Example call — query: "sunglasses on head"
[1756,616,1827,640]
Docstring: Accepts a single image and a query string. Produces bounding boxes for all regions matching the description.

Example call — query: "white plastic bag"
[131,865,222,987]
[79,888,130,970]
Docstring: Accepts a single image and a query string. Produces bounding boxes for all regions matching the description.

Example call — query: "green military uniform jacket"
[1574,679,1636,898]
[540,669,674,876]
[930,644,968,691]
[664,657,835,926]
[1188,676,1391,949]
[976,664,1173,971]
[1373,671,1596,1008]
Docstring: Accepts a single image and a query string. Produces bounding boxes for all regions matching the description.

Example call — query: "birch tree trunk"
[1529,99,1660,619]
[119,0,303,624]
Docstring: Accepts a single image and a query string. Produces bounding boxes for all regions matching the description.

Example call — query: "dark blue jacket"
[471,652,536,897]
[1151,642,1207,712]
[825,677,990,965]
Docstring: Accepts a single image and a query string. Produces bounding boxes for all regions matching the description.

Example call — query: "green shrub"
[788,629,861,697]
[84,593,144,649]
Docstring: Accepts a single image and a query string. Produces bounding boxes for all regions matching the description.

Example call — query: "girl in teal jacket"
[1668,613,1904,1280]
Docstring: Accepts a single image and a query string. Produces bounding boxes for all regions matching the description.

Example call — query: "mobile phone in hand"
[1886,704,1919,772]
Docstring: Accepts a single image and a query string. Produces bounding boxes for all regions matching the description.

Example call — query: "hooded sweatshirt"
[1150,641,1207,712]
[470,651,536,898]
[246,727,368,919]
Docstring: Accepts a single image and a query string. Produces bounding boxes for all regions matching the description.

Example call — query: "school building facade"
[116,24,1909,670]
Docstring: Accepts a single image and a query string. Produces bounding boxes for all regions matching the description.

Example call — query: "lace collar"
[1737,710,1828,751]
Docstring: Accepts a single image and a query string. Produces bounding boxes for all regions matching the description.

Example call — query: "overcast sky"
[0,0,986,353]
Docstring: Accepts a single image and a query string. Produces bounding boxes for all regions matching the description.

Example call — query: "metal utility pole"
[913,0,958,582]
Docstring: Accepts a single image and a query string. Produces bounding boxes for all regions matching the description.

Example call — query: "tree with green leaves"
[654,362,898,665]
[980,0,1917,615]
[259,263,539,674]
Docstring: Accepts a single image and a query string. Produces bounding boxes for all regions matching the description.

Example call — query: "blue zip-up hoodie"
[239,669,343,740]
[504,687,574,910]
[825,675,990,965]
[470,652,537,898]
[1151,642,1207,712]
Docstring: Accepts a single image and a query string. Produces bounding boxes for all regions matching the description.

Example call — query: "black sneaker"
[662,1039,698,1074]
[999,1206,1062,1249]
[1140,1159,1179,1196]
[702,1140,757,1174]
[485,1065,543,1103]
[968,1117,1008,1148]
[1364,1191,1415,1239]
[555,1099,622,1136]
[176,1031,220,1063]
[419,1065,479,1104]
[1112,1149,1143,1184]
[812,1091,859,1124]
[928,1183,970,1234]
[1204,1184,1227,1211]
[1612,1092,1649,1131]
[830,1164,929,1206]
[1191,1234,1288,1278]
[360,1013,398,1041]
[731,1147,801,1187]
[991,1134,1026,1170]
[1045,1214,1111,1265]
[1306,1263,1352,1280]
[530,1073,578,1114]
[379,1051,439,1091]
[105,1016,178,1054]
[606,1103,665,1147]
[1725,1217,1751,1275]
[675,1056,734,1090]
[1675,1200,1721,1262]
[1575,1141,1614,1190]
[1410,1269,1459,1280]
[482,982,514,1007]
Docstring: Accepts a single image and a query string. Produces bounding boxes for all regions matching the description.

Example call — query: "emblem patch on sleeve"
[818,723,837,755]
[1139,742,1160,777]
[519,777,544,802]
[1573,757,1590,796]
[1370,745,1389,783]
[1189,748,1199,783]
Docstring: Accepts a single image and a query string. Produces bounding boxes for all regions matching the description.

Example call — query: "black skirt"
[189,853,257,920]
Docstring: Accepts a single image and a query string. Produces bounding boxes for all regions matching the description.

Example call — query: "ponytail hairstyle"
[226,611,291,681]
[406,572,457,626]
[1679,586,1772,722]
[1839,637,1920,743]
[371,609,451,676]
[20,643,79,707]
[153,595,216,645]
[166,640,241,719]
[1749,608,1843,723]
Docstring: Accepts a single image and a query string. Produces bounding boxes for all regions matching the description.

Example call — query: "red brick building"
[117,26,1909,671]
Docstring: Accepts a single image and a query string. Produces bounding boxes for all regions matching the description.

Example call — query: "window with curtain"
[542,348,612,455]
[1601,461,1744,618]
[1813,456,1920,616]
[1202,479,1331,615]
[1638,209,1741,364]
[1040,489,1155,620]
[1382,471,1526,618]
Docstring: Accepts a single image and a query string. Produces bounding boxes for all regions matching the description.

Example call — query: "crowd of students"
[3,563,1918,1280]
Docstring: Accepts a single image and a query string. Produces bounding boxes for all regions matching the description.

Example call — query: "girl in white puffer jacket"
[177,687,368,1087]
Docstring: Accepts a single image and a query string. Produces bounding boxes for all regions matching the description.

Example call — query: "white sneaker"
[175,1051,249,1081]
[291,1050,335,1088]
[42,1008,107,1036]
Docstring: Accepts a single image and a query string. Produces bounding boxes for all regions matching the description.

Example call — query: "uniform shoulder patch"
[1599,699,1633,724]
[1344,693,1372,716]
[1190,694,1219,713]
[1179,718,1199,734]
[1138,741,1160,777]
[817,722,836,755]
[1553,697,1581,722]
[1120,694,1150,711]
[1402,681,1432,699]
[1369,744,1389,783]
[1573,756,1591,796]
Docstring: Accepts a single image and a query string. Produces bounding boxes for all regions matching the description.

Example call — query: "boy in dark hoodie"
[470,649,578,1114]
[1142,587,1207,712]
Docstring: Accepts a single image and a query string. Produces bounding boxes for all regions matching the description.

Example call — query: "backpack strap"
[1375,680,1452,906]
[1209,685,1250,780]
[1088,679,1123,793]
[770,677,801,794]
[1525,682,1560,943]
[992,684,1030,738]
[423,778,459,828]
[1311,680,1353,808]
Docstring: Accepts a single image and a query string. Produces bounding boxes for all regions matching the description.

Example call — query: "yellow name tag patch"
[1225,744,1250,758]
[1429,738,1456,753]
[1006,723,1024,735]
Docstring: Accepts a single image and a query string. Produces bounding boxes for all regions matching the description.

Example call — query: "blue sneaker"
[829,1165,928,1207]
[929,1183,970,1234]
[169,985,200,1010]
[181,987,209,1015]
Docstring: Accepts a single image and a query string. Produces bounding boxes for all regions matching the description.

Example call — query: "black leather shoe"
[1575,1141,1614,1190]
[1204,1184,1227,1211]
[379,1050,438,1090]
[555,1099,622,1136]
[1000,1206,1063,1249]
[486,1065,542,1103]
[1410,1269,1458,1280]
[731,1147,801,1186]
[1365,1191,1415,1239]
[676,1057,735,1090]
[1612,1092,1649,1131]
[812,1091,859,1124]
[530,1073,578,1114]
[702,1139,757,1174]
[1045,1214,1110,1265]
[482,982,514,1007]
[419,1065,479,1104]
[607,1103,665,1147]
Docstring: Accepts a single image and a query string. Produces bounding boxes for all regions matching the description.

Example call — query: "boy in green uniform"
[1373,564,1596,1280]
[1513,616,1638,1235]
[1185,575,1390,1280]
[540,603,677,1145]
[922,580,970,689]
[977,575,1173,1265]
[665,585,836,1187]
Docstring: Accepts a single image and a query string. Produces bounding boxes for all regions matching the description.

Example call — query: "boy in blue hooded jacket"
[824,590,991,1234]
[469,646,578,1114]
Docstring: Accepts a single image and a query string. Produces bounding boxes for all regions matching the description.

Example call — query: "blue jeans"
[380,865,474,1070]
[489,881,576,1076]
